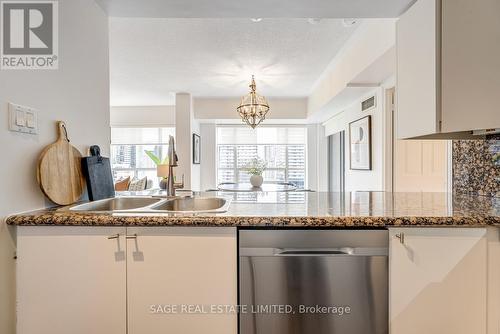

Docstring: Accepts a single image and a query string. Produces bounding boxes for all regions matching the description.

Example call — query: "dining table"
[217,183,297,192]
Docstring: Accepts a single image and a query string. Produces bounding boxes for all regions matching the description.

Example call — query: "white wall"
[0,2,110,333]
[323,88,387,191]
[194,97,307,120]
[110,106,175,127]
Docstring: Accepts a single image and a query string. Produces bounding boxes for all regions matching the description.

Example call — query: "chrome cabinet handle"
[107,234,120,240]
[395,233,405,244]
[126,234,137,239]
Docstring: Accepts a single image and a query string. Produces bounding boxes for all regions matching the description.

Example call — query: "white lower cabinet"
[17,227,127,334]
[126,227,237,334]
[16,226,237,334]
[389,228,487,334]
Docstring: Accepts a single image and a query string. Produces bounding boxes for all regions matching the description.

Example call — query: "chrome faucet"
[166,135,184,196]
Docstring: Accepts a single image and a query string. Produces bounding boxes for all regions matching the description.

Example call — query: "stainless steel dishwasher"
[239,229,388,334]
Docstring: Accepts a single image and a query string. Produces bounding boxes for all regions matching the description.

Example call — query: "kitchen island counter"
[6,192,499,227]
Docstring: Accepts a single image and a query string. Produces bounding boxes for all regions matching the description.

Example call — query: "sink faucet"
[166,135,184,196]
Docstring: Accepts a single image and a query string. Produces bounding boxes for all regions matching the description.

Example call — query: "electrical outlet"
[8,102,38,135]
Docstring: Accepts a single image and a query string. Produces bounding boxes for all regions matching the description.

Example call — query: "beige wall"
[110,105,175,127]
[193,97,307,120]
[0,1,110,333]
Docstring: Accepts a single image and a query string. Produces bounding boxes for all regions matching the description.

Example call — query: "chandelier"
[237,75,270,129]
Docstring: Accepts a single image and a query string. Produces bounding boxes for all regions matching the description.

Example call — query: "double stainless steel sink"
[68,196,231,214]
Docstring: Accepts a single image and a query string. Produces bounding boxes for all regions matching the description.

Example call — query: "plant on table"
[244,158,267,187]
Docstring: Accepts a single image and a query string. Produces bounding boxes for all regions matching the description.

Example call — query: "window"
[216,126,307,188]
[110,127,175,187]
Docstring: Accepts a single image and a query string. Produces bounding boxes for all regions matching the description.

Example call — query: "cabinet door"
[396,0,440,139]
[389,228,487,334]
[486,227,500,334]
[126,227,237,334]
[441,0,500,133]
[17,226,127,334]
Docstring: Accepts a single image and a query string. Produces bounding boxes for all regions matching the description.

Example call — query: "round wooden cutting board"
[37,121,85,206]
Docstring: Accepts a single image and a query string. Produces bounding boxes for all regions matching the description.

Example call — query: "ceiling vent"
[361,96,376,112]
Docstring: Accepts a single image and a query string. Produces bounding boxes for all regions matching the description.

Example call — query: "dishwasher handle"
[274,247,354,256]
[239,247,388,257]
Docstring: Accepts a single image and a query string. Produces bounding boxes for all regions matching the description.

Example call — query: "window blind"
[217,126,307,145]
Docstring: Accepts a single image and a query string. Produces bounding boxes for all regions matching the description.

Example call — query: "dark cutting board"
[81,146,115,201]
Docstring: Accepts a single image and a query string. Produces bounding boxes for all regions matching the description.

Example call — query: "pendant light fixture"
[236,75,270,129]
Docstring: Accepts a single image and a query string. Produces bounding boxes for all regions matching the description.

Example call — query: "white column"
[307,124,318,191]
[307,123,328,191]
[200,123,217,190]
[317,125,329,191]
[174,93,201,191]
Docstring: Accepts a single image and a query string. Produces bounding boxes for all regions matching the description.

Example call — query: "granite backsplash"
[453,134,500,197]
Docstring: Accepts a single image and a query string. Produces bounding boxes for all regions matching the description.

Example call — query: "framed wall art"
[349,115,372,170]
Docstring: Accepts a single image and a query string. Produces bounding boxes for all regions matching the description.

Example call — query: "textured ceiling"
[97,0,415,18]
[110,18,360,106]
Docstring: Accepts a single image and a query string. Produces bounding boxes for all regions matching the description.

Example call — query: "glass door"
[328,131,345,192]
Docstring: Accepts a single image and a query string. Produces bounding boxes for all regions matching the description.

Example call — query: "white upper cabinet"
[396,0,500,139]
[396,0,440,139]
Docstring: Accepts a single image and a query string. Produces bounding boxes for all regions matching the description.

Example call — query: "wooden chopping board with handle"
[37,121,85,205]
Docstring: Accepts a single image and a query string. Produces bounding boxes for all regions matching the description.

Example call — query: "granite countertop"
[6,191,500,227]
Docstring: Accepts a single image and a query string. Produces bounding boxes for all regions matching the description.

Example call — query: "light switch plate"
[15,109,25,126]
[8,103,38,135]
[26,112,35,128]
